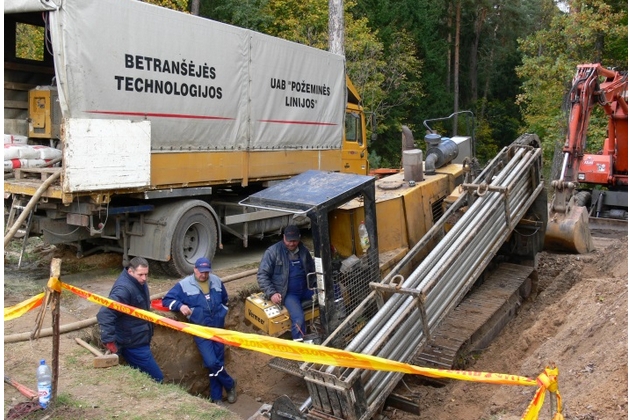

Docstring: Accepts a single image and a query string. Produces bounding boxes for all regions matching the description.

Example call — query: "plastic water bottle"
[36,359,52,409]
[358,221,370,252]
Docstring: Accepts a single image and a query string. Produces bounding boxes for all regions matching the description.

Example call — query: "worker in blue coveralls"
[257,224,316,341]
[162,257,237,406]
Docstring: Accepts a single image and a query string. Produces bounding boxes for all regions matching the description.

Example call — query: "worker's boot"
[227,379,238,404]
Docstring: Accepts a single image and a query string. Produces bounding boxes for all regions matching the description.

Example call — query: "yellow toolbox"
[245,292,319,336]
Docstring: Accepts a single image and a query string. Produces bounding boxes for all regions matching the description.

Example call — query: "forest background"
[20,0,628,170]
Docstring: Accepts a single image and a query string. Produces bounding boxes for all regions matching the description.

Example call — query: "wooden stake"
[49,258,61,403]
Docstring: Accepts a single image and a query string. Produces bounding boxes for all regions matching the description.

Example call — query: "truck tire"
[163,207,218,277]
[574,191,591,207]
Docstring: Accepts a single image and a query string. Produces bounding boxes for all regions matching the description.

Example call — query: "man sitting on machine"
[257,225,316,341]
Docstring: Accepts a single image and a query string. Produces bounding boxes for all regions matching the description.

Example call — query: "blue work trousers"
[284,288,315,339]
[195,337,235,401]
[121,344,164,382]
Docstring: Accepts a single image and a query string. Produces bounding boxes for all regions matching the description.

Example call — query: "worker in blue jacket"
[257,225,316,341]
[162,258,237,406]
[97,256,164,382]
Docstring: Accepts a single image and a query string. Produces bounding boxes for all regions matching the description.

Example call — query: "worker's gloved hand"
[104,342,118,354]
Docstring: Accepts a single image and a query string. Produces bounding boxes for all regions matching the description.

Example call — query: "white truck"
[4,0,369,276]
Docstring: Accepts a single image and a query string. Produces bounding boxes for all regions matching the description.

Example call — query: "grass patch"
[54,392,83,408]
[27,361,240,420]
[3,276,47,299]
[64,355,80,366]
[3,237,44,265]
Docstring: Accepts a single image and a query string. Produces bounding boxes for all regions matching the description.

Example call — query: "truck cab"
[343,77,369,175]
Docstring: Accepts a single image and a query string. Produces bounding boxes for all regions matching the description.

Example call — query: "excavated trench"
[83,275,308,404]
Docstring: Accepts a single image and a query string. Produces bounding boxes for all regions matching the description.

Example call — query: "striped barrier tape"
[522,366,563,420]
[4,292,45,321]
[4,277,562,419]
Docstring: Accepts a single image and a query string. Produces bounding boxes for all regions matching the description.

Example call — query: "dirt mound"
[389,234,628,420]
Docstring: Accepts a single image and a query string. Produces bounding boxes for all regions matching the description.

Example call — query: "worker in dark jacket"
[97,256,163,382]
[257,225,316,340]
[162,258,237,406]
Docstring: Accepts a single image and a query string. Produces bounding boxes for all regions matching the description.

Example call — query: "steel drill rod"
[326,147,540,390]
[363,180,539,399]
[407,149,534,292]
[422,169,535,299]
[353,149,533,349]
[347,182,527,368]
[344,148,530,353]
[360,178,540,394]
[357,180,534,388]
[426,185,534,323]
[399,149,530,290]
[424,180,535,311]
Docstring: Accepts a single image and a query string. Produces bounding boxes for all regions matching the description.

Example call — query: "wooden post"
[49,258,61,403]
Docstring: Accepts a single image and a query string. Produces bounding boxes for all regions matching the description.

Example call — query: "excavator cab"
[544,64,628,253]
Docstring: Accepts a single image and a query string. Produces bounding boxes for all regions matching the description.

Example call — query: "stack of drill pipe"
[364,146,541,406]
[307,144,543,417]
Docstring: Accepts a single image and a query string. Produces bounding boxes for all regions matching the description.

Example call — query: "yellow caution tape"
[47,276,62,293]
[521,366,563,420]
[3,292,45,321]
[59,281,537,384]
[5,280,564,419]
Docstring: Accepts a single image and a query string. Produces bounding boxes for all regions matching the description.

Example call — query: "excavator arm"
[546,64,628,253]
[561,64,628,185]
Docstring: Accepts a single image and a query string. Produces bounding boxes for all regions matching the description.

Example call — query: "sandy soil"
[389,231,628,420]
[3,230,628,420]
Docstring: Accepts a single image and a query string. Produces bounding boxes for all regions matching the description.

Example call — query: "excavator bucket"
[545,204,595,254]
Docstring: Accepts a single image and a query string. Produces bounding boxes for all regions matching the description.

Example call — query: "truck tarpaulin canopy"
[48,0,346,152]
[4,0,61,13]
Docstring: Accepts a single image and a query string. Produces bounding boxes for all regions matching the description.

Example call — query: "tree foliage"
[149,0,627,170]
[16,23,44,61]
[145,0,189,12]
[516,0,627,163]
[200,0,273,30]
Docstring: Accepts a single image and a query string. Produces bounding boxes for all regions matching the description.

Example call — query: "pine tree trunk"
[190,0,199,16]
[453,0,461,134]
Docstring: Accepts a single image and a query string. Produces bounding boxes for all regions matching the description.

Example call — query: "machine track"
[270,263,537,381]
[412,263,535,372]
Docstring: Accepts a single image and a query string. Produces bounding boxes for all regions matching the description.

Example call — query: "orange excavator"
[545,63,628,253]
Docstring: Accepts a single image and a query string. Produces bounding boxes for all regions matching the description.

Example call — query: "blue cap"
[195,257,212,272]
[284,225,300,241]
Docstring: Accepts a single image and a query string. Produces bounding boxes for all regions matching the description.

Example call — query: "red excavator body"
[545,64,628,253]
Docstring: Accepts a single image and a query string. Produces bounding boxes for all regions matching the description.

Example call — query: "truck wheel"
[574,191,591,207]
[163,207,218,277]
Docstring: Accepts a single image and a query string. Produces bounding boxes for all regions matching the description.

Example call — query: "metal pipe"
[364,182,539,401]
[366,158,540,364]
[305,143,544,419]
[363,185,531,369]
[350,154,532,353]
[350,150,534,357]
